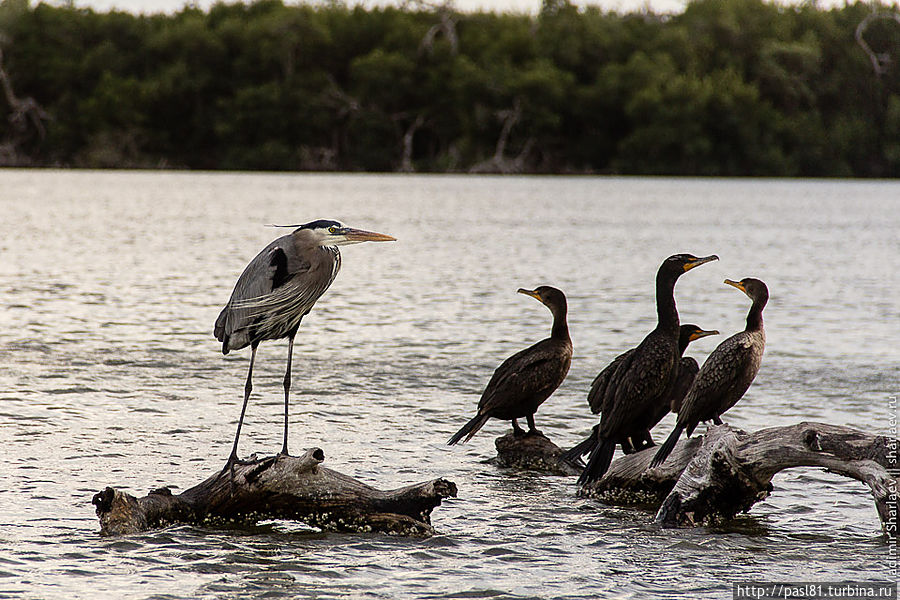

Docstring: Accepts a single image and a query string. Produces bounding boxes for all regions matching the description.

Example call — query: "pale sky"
[54,0,848,16]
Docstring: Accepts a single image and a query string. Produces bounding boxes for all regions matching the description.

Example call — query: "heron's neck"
[655,271,679,334]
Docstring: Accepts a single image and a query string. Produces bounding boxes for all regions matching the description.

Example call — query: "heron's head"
[285,219,396,247]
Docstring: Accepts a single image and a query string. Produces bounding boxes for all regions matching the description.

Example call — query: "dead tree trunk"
[580,422,898,536]
[489,431,581,476]
[92,448,457,537]
[469,98,534,174]
[0,45,50,166]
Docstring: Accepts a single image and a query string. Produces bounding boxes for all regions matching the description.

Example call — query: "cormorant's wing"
[598,331,675,437]
[477,338,570,414]
[678,332,755,433]
[667,356,699,413]
[587,348,635,414]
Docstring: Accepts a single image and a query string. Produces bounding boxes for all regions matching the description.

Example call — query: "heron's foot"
[217,454,255,480]
[512,427,527,437]
[224,453,257,467]
[525,428,544,438]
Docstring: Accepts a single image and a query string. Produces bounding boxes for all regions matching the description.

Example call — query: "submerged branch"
[580,422,898,536]
[92,448,457,537]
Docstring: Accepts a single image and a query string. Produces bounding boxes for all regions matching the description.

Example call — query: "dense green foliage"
[2,0,900,175]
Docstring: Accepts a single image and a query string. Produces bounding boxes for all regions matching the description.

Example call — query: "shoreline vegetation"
[1,0,899,176]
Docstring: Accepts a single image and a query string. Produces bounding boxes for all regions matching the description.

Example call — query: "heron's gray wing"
[215,242,293,349]
[230,245,340,343]
[215,235,326,352]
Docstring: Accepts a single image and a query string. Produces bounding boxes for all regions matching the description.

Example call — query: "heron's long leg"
[228,343,257,464]
[280,333,296,456]
[526,413,537,433]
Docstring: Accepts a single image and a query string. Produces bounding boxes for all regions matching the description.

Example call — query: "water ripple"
[0,172,896,599]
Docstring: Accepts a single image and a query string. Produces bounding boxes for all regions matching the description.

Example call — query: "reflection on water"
[0,171,897,599]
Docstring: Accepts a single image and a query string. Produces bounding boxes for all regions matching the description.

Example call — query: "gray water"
[1,171,897,599]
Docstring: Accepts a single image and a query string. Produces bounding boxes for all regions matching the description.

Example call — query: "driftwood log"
[488,431,581,476]
[92,448,457,537]
[580,422,898,536]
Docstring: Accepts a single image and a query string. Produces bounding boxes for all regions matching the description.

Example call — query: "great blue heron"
[214,219,395,465]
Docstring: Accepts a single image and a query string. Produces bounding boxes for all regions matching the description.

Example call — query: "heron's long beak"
[683,254,719,272]
[344,228,396,242]
[517,288,541,301]
[689,328,719,342]
[724,278,746,294]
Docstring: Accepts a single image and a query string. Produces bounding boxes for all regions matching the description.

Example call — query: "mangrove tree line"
[1,0,900,175]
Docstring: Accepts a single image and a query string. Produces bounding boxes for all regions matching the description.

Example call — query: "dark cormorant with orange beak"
[650,277,768,469]
[562,324,718,463]
[577,253,718,485]
[448,286,572,445]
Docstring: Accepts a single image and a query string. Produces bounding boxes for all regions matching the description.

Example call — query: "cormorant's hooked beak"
[683,254,719,272]
[689,328,719,342]
[340,228,396,244]
[724,278,747,295]
[517,288,542,302]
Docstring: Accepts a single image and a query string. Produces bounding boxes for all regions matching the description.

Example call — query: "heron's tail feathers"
[448,413,490,446]
[577,436,616,486]
[649,424,684,469]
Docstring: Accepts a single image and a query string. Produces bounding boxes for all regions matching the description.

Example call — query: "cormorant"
[668,325,721,415]
[649,277,768,469]
[562,324,717,463]
[577,253,718,485]
[448,286,572,445]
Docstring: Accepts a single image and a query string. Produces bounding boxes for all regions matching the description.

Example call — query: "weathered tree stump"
[488,431,581,475]
[92,448,457,537]
[580,422,898,536]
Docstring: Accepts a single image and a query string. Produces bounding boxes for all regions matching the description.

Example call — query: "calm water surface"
[0,171,897,599]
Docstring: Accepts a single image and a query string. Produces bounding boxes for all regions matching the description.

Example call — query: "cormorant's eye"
[328,226,338,233]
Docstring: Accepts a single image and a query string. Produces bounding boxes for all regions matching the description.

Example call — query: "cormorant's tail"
[649,424,684,468]
[577,436,616,486]
[448,413,490,445]
[560,424,600,465]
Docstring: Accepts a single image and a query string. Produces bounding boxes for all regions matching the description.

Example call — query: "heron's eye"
[328,226,338,233]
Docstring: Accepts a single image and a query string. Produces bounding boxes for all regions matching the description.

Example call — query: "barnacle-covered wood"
[578,435,703,505]
[92,448,457,537]
[488,431,581,475]
[580,422,897,536]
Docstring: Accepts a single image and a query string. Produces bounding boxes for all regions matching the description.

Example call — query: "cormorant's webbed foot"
[511,419,527,437]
